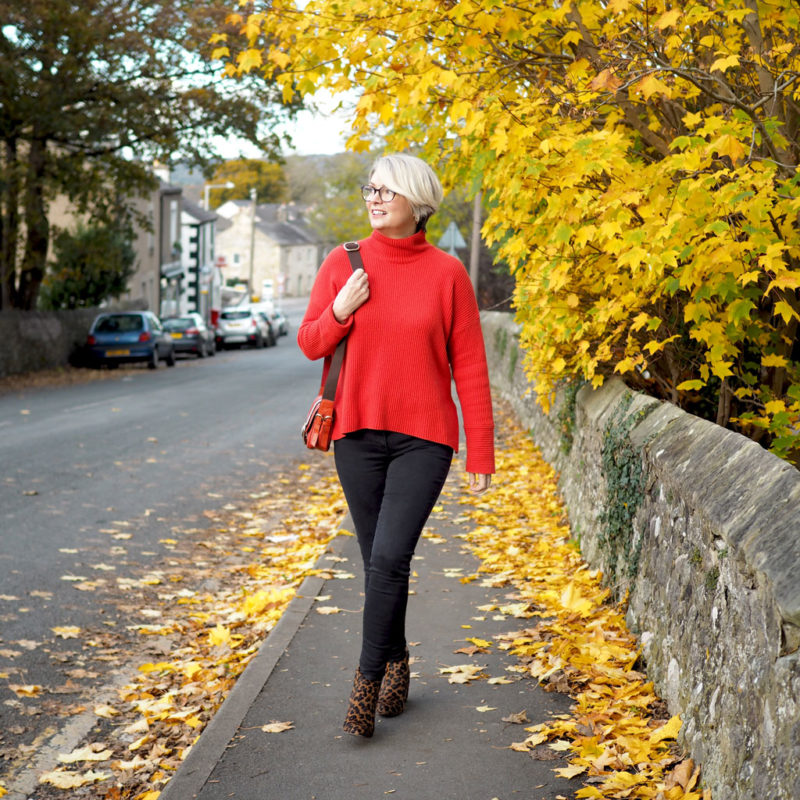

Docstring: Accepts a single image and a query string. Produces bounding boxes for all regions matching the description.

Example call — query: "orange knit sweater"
[298,230,495,475]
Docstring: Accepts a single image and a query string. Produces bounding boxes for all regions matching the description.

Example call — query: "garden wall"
[481,310,800,800]
[0,309,101,378]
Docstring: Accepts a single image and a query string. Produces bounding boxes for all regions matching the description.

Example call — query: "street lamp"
[203,181,235,210]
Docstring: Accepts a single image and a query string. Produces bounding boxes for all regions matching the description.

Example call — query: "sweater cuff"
[464,426,495,475]
[319,302,353,347]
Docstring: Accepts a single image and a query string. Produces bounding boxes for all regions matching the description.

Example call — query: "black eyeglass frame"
[360,185,397,202]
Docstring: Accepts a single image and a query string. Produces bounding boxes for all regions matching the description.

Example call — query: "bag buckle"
[343,241,360,252]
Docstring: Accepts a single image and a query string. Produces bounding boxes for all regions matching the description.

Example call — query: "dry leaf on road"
[261,721,294,733]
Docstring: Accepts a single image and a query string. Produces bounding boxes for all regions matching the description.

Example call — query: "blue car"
[86,311,176,369]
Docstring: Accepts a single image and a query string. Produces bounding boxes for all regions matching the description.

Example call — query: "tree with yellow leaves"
[215,0,800,458]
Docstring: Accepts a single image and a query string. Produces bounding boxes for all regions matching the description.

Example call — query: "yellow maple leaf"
[555,763,588,779]
[655,8,682,29]
[709,53,739,73]
[559,582,594,615]
[236,48,263,73]
[650,714,682,743]
[208,624,231,647]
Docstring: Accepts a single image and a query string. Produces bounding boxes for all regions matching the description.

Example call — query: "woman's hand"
[468,473,492,495]
[332,269,370,323]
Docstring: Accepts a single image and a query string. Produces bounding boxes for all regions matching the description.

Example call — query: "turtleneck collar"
[368,228,430,257]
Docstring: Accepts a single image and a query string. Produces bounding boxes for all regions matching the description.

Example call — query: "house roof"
[214,201,319,246]
[215,216,234,233]
[255,218,317,246]
[182,196,217,223]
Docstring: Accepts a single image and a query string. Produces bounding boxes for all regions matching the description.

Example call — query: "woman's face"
[364,169,418,239]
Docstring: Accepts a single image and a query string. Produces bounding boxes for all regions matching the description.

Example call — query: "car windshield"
[163,317,194,331]
[95,315,144,333]
[221,310,251,320]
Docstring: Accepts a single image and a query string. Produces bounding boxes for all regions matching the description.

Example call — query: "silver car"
[215,308,270,349]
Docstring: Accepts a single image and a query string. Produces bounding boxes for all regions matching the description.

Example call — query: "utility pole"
[469,190,482,294]
[248,187,257,301]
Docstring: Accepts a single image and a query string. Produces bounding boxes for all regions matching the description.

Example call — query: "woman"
[297,153,495,738]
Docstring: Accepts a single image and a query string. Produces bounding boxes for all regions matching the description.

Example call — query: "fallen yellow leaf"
[650,715,682,743]
[208,624,231,647]
[52,626,81,639]
[9,684,42,697]
[58,744,113,764]
[261,720,294,733]
[39,769,109,788]
[554,764,588,779]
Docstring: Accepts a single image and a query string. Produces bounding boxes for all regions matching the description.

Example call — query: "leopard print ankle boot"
[342,667,381,737]
[377,649,409,717]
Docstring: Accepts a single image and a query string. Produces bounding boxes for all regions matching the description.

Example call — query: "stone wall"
[481,310,800,800]
[0,309,100,378]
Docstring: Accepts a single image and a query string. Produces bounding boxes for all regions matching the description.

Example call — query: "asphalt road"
[0,299,317,758]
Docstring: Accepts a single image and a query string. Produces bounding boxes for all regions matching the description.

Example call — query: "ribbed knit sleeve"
[447,266,495,475]
[297,247,353,360]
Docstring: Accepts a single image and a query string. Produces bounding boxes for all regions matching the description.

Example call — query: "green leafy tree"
[39,220,135,310]
[209,159,288,207]
[305,152,378,245]
[0,0,300,311]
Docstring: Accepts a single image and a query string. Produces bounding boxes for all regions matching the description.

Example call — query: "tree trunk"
[0,137,21,310]
[16,137,49,310]
[716,379,733,428]
[469,190,482,294]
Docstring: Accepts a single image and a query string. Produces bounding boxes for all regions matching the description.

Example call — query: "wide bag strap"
[320,242,363,401]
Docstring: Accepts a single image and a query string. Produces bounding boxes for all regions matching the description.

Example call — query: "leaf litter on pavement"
[450,407,709,800]
[1,457,347,799]
[2,402,706,800]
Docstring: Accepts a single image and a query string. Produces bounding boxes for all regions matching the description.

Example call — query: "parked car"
[271,306,289,337]
[256,312,278,347]
[86,311,176,369]
[162,313,216,358]
[251,300,289,337]
[215,308,270,349]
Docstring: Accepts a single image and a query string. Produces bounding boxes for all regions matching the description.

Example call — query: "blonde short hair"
[369,154,444,231]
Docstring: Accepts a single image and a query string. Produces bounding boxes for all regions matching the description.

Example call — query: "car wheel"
[148,348,159,369]
[166,346,176,367]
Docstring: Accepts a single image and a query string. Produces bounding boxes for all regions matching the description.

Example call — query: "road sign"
[438,221,467,256]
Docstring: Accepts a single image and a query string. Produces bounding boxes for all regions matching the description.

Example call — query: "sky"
[217,90,355,159]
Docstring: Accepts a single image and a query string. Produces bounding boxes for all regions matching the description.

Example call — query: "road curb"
[160,521,354,800]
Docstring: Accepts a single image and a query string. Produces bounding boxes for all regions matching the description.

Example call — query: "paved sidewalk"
[161,494,577,800]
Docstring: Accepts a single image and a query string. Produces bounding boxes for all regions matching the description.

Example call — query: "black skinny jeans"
[334,429,453,681]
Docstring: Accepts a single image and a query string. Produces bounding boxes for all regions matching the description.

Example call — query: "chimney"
[152,160,170,184]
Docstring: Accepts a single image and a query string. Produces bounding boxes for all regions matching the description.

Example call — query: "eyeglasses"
[360,185,396,202]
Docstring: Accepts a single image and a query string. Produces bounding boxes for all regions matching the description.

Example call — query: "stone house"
[48,170,184,316]
[124,178,183,315]
[160,197,221,320]
[214,201,322,300]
